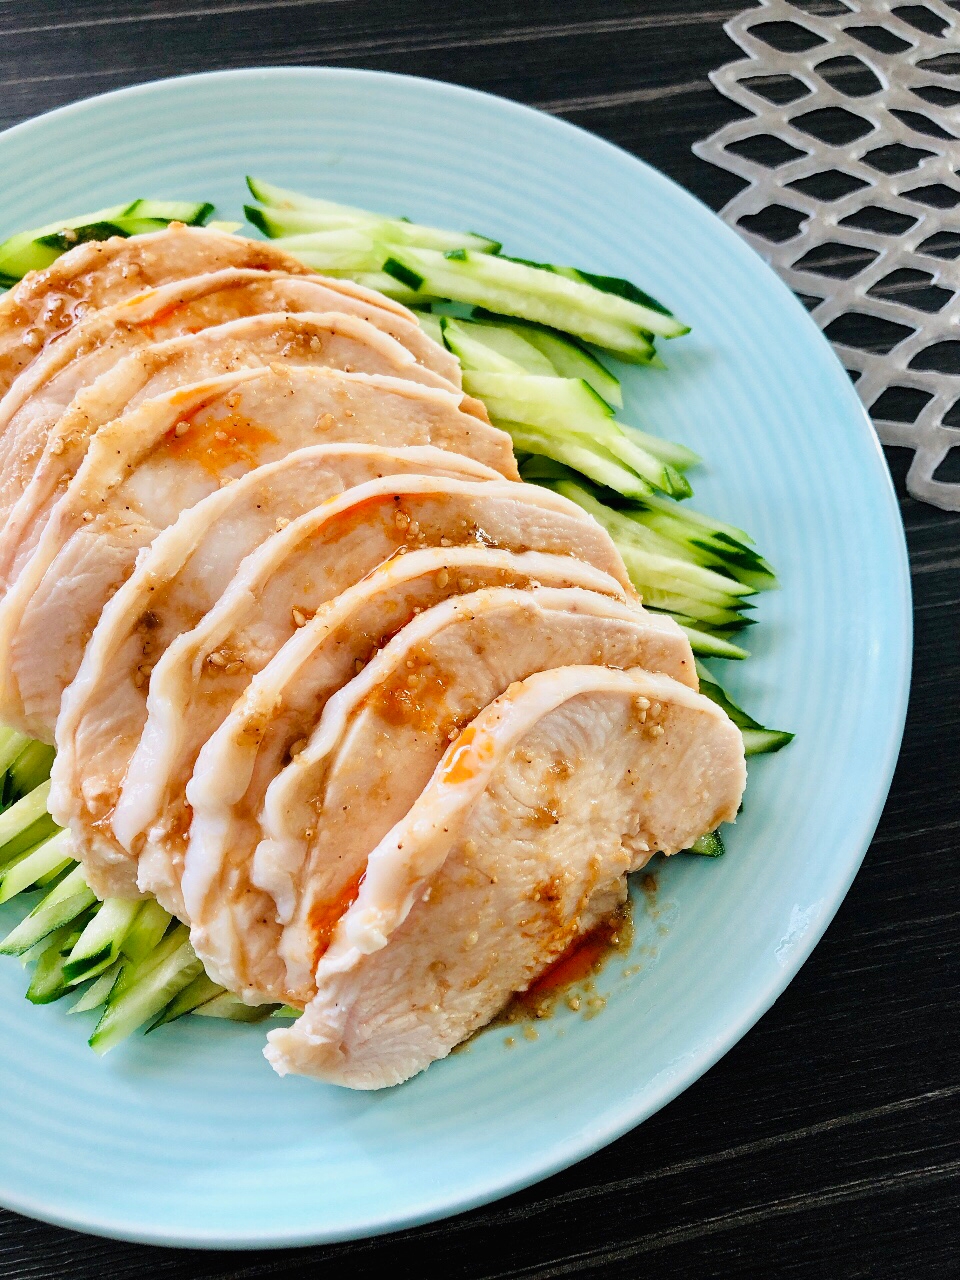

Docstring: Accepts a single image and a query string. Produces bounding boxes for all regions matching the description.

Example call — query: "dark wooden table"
[0,3,956,1276]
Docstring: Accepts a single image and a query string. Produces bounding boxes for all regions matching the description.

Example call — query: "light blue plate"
[0,68,910,1248]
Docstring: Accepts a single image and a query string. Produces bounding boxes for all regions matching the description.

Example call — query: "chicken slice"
[265,665,746,1088]
[0,266,460,544]
[50,444,500,901]
[0,306,465,586]
[243,586,694,1001]
[181,555,630,994]
[0,364,515,736]
[0,223,415,398]
[124,478,627,924]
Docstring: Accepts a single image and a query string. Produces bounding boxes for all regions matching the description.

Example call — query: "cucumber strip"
[382,248,662,361]
[675,621,749,661]
[0,813,60,872]
[63,897,142,983]
[0,827,72,903]
[463,372,686,497]
[696,662,794,755]
[552,482,755,601]
[36,218,162,250]
[328,270,433,305]
[205,220,243,234]
[633,491,755,547]
[687,830,726,857]
[148,971,224,1029]
[246,202,498,253]
[120,898,172,963]
[69,959,123,1014]
[0,780,53,849]
[503,422,655,501]
[0,203,135,282]
[442,318,526,374]
[452,318,557,376]
[271,1004,302,1019]
[0,864,95,956]
[253,228,385,274]
[192,992,274,1022]
[26,924,86,1004]
[481,253,688,339]
[125,199,214,225]
[472,316,624,406]
[549,264,681,326]
[8,742,55,797]
[0,727,30,780]
[620,423,701,472]
[90,935,202,1055]
[26,930,80,1004]
[412,310,445,345]
[113,920,184,998]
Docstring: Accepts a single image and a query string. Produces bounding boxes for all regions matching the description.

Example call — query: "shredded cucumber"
[383,247,666,361]
[0,863,95,956]
[0,827,72,903]
[90,928,202,1055]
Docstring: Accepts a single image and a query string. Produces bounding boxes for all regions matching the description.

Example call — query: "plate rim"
[0,64,912,1249]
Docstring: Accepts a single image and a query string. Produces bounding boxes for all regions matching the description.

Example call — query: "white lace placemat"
[694,0,960,509]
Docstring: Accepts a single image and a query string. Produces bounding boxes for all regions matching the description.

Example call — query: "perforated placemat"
[694,0,960,509]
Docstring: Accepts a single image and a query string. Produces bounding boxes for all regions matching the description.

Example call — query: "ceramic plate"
[0,67,911,1248]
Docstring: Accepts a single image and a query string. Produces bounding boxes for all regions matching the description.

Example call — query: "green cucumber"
[382,248,665,361]
[69,959,123,1015]
[0,814,60,873]
[412,310,445,345]
[472,311,622,405]
[148,971,224,1029]
[251,228,385,274]
[246,202,498,254]
[8,742,55,798]
[620,424,700,473]
[25,925,84,1004]
[246,177,499,251]
[0,727,30,781]
[271,1004,302,1019]
[0,203,136,282]
[463,372,688,497]
[0,780,53,851]
[504,421,654,501]
[120,897,172,963]
[90,928,201,1054]
[329,269,435,305]
[449,318,557,376]
[124,199,214,225]
[687,830,725,857]
[674,621,749,661]
[62,897,142,983]
[0,828,72,902]
[696,662,794,755]
[441,317,526,374]
[0,863,96,956]
[192,992,273,1022]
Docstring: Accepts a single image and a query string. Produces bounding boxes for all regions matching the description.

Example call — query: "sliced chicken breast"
[181,555,630,997]
[0,224,325,397]
[0,306,464,585]
[265,665,746,1088]
[124,476,627,922]
[248,586,694,1001]
[50,444,500,902]
[0,364,515,736]
[0,266,460,542]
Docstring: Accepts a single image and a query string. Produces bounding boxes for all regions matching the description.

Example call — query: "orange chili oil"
[496,896,636,1027]
[309,868,366,969]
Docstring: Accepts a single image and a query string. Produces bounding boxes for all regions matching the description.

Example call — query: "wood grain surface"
[0,3,956,1276]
